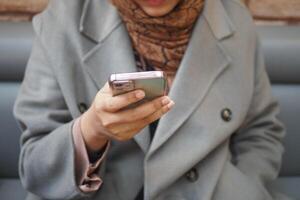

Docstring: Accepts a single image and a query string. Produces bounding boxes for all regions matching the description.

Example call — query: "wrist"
[80,109,109,151]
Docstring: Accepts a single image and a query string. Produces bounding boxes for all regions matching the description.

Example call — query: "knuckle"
[99,83,111,95]
[153,99,163,110]
[101,120,110,128]
[162,106,169,114]
[101,118,113,128]
[145,112,161,124]
[158,109,165,117]
[94,102,103,113]
[142,116,152,125]
[128,92,138,102]
[130,109,140,120]
[150,114,159,123]
[104,100,115,111]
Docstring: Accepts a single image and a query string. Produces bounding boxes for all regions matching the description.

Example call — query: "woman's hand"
[80,82,175,152]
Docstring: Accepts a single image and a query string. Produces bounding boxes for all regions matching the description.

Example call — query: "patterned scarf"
[110,0,205,84]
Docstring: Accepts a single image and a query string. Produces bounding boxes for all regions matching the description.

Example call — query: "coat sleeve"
[230,35,285,188]
[73,117,111,193]
[13,15,105,199]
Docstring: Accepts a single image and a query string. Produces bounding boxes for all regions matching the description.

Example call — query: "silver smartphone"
[109,71,168,100]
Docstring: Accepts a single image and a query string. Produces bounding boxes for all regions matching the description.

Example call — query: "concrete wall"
[0,0,48,21]
[0,0,299,24]
[247,0,300,25]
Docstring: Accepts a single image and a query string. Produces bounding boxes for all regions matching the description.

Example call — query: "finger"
[113,101,175,141]
[100,82,112,94]
[141,101,175,126]
[102,89,146,112]
[103,101,174,142]
[110,127,145,142]
[114,96,172,123]
[99,121,144,142]
[106,121,144,137]
[107,100,175,135]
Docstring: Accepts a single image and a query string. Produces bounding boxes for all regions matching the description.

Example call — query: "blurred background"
[0,0,299,24]
[0,0,299,200]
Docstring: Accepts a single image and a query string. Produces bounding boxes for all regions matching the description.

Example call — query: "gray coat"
[13,0,288,199]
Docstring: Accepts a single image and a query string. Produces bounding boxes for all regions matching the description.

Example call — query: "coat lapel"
[144,0,236,198]
[79,0,151,153]
[147,0,235,156]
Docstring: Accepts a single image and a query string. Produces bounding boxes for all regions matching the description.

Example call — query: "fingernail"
[162,97,170,105]
[167,101,175,109]
[135,91,145,99]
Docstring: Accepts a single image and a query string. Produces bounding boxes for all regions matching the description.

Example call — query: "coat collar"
[203,0,236,40]
[79,0,121,43]
[79,0,236,156]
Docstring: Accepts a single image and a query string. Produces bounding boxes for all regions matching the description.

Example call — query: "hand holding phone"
[80,73,174,152]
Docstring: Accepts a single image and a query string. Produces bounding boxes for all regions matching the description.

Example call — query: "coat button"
[221,108,232,122]
[186,168,198,182]
[78,103,88,114]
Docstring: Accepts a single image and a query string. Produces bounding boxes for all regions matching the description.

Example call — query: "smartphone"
[109,71,168,101]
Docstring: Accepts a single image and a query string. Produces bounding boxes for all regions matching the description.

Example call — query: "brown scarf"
[111,0,205,84]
